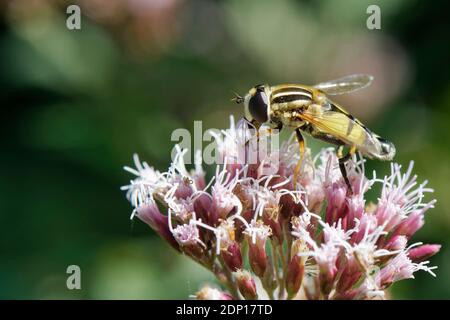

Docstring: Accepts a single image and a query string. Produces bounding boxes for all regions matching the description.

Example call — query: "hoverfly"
[233,74,396,191]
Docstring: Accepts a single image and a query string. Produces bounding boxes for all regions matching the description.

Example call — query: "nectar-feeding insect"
[234,74,396,191]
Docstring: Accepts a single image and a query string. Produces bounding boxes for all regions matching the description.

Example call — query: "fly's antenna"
[231,92,244,104]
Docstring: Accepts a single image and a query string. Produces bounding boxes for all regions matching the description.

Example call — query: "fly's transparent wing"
[313,74,373,95]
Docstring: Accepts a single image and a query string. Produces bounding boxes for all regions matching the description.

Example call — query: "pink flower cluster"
[122,117,440,300]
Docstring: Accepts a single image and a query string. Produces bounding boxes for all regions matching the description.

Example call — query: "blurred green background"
[0,0,449,299]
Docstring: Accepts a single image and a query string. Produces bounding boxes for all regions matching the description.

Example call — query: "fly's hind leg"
[293,128,305,189]
[338,145,356,194]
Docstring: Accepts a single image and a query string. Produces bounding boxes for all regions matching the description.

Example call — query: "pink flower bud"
[375,201,402,232]
[262,206,283,244]
[234,270,258,300]
[305,181,325,213]
[172,222,206,260]
[393,211,424,238]
[336,255,361,293]
[345,195,364,230]
[221,241,243,271]
[211,187,239,221]
[233,183,253,212]
[384,235,408,251]
[248,242,267,278]
[196,286,234,300]
[174,178,194,199]
[136,204,180,252]
[378,253,414,288]
[408,244,441,263]
[350,214,377,244]
[279,192,296,219]
[193,194,213,224]
[325,182,347,224]
[246,223,271,277]
[315,244,341,296]
[226,163,244,179]
[285,255,305,298]
[349,174,367,195]
[193,173,206,191]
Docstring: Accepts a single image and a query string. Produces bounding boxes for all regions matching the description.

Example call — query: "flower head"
[122,117,439,300]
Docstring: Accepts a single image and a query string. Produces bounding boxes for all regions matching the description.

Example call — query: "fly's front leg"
[338,146,356,194]
[293,128,305,189]
[265,121,283,139]
[244,119,260,150]
[245,121,281,161]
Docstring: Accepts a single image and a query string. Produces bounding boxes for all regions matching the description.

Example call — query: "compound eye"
[248,88,268,123]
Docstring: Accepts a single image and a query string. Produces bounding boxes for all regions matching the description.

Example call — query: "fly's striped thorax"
[270,84,313,105]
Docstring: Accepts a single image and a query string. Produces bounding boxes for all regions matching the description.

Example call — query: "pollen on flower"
[121,116,440,300]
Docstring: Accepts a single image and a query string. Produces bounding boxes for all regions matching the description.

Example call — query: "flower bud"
[246,222,271,277]
[393,211,424,238]
[248,243,268,278]
[305,181,325,213]
[211,186,240,222]
[234,270,258,300]
[136,204,180,252]
[221,241,243,271]
[285,239,307,298]
[408,244,441,263]
[336,255,361,293]
[325,182,347,224]
[350,214,377,244]
[315,244,341,296]
[196,286,234,300]
[233,183,253,212]
[279,192,295,219]
[172,222,205,260]
[375,201,402,232]
[378,253,414,287]
[384,235,408,251]
[226,163,244,179]
[345,195,364,229]
[286,255,305,298]
[175,177,194,199]
[262,205,283,244]
[193,194,213,224]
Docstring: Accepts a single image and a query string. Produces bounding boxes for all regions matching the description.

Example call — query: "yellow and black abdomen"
[299,99,395,161]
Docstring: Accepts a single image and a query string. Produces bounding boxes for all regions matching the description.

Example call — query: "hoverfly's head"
[376,137,396,161]
[233,85,269,124]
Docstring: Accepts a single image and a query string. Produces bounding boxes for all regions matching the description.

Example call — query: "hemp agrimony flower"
[122,116,440,300]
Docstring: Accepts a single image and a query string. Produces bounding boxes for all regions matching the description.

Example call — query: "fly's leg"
[293,128,305,189]
[245,121,282,152]
[244,119,260,150]
[256,122,282,140]
[338,146,356,194]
